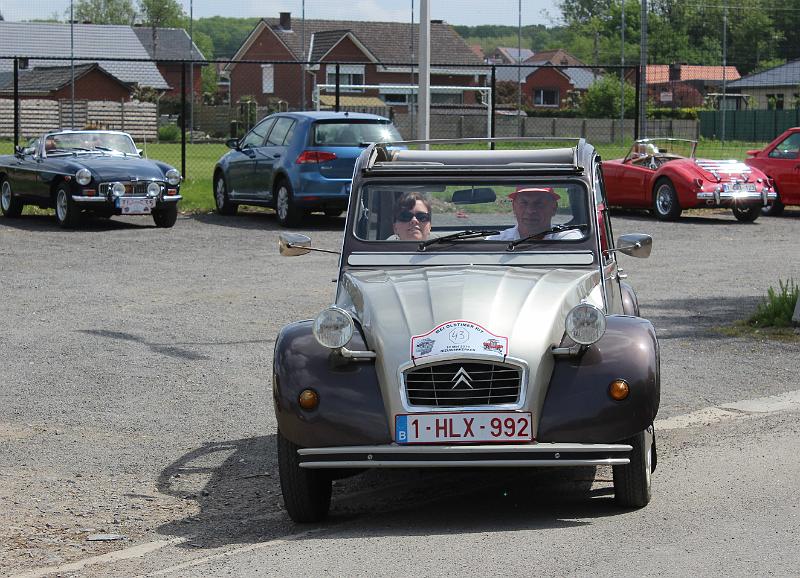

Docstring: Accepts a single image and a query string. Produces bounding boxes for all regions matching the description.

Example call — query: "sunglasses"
[395,210,431,223]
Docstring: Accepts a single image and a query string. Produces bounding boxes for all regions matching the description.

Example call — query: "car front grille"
[98,181,164,196]
[404,361,522,407]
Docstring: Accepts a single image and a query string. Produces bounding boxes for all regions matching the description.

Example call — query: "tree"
[74,0,135,25]
[137,0,185,57]
[581,74,636,118]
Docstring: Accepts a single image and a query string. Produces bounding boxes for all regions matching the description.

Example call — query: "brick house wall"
[50,69,132,101]
[522,67,575,109]
[158,63,204,97]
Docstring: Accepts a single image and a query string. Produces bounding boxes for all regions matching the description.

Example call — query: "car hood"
[338,266,602,426]
[68,155,168,181]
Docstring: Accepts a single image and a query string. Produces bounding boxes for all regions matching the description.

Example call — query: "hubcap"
[276,186,289,220]
[1,181,10,211]
[215,178,225,208]
[56,190,68,222]
[656,186,672,214]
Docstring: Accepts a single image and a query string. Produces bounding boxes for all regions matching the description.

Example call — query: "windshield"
[313,121,401,146]
[353,181,590,246]
[44,132,138,155]
[624,138,696,162]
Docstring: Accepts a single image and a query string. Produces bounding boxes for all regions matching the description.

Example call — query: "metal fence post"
[335,64,340,112]
[634,66,641,139]
[13,57,19,148]
[181,61,187,179]
[490,65,496,150]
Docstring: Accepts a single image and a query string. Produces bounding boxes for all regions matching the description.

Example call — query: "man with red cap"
[486,186,582,241]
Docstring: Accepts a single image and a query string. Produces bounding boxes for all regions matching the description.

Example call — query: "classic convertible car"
[0,130,182,228]
[602,138,776,222]
[744,127,800,216]
[274,138,660,522]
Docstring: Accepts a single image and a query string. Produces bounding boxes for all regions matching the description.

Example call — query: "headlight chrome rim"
[76,168,92,186]
[147,182,161,197]
[565,303,607,345]
[166,169,181,186]
[313,306,354,349]
[111,182,126,197]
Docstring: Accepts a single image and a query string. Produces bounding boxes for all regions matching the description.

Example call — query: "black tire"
[152,203,178,228]
[652,178,681,221]
[274,179,302,227]
[761,196,785,217]
[277,431,332,523]
[214,173,237,215]
[613,426,654,508]
[0,177,24,217]
[54,183,81,228]
[732,204,760,222]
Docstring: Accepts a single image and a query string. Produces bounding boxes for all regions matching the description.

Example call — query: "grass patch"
[717,280,800,342]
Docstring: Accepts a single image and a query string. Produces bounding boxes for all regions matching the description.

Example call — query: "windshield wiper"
[506,224,587,251]
[418,230,500,251]
[91,146,114,152]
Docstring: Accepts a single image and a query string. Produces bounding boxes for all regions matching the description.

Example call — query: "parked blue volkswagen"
[212,111,402,226]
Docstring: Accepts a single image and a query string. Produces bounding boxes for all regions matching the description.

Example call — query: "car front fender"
[538,315,660,443]
[273,320,391,448]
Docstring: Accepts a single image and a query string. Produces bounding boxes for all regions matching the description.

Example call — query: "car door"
[227,117,275,200]
[616,161,652,207]
[7,140,40,199]
[254,116,296,200]
[760,132,800,205]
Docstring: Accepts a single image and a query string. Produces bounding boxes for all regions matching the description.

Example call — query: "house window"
[534,88,559,107]
[382,93,409,105]
[262,64,274,94]
[325,64,365,92]
[766,93,784,110]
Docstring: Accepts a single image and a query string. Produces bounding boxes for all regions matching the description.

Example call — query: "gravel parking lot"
[1,207,798,575]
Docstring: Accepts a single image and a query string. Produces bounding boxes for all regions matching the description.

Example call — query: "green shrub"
[647,107,701,120]
[158,124,181,143]
[748,279,799,328]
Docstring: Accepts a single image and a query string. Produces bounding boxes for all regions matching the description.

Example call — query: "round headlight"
[565,303,606,345]
[313,306,354,349]
[166,169,181,186]
[76,168,92,186]
[111,182,126,197]
[147,182,161,197]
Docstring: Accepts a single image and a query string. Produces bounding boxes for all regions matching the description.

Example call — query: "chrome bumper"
[696,190,777,205]
[71,194,182,203]
[297,442,633,468]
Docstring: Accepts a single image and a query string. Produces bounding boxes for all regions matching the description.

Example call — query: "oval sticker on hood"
[411,320,508,361]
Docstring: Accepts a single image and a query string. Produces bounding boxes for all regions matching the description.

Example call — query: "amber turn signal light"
[298,389,319,410]
[609,379,630,401]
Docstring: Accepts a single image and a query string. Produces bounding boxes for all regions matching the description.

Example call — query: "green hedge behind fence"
[699,109,800,142]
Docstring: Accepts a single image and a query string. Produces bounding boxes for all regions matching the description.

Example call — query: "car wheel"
[55,183,81,228]
[275,179,302,227]
[0,177,24,217]
[277,430,332,523]
[152,203,178,228]
[612,426,654,508]
[214,173,237,215]
[732,204,760,222]
[653,178,681,221]
[761,196,785,217]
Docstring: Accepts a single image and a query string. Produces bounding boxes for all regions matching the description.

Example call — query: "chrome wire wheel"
[655,184,673,215]
[56,188,68,222]
[1,180,11,212]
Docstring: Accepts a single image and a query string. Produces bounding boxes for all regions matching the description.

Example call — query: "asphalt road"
[1,207,799,577]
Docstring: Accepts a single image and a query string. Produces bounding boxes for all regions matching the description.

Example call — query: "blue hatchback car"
[212,111,402,226]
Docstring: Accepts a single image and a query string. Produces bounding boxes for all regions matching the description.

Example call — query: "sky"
[0,0,561,27]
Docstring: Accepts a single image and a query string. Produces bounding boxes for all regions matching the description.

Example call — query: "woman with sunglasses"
[392,192,432,240]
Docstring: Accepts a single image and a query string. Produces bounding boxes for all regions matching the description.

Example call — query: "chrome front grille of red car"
[404,361,522,407]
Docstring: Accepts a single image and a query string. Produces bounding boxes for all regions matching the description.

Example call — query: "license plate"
[395,412,533,444]
[117,197,156,215]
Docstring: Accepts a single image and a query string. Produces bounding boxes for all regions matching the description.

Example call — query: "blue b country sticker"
[410,320,508,360]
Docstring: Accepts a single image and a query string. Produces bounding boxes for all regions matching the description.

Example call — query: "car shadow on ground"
[0,213,155,232]
[155,436,624,550]
[642,294,766,341]
[189,210,346,232]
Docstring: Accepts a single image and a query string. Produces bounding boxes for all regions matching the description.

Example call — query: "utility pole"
[418,0,430,147]
[620,0,625,143]
[721,0,728,143]
[189,0,193,143]
[517,0,522,135]
[639,0,647,138]
[70,0,75,129]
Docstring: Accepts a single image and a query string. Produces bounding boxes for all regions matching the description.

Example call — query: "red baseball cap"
[508,186,560,201]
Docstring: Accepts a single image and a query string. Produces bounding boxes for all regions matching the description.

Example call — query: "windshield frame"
[41,131,138,158]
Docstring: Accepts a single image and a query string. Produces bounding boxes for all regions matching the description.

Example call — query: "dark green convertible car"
[0,130,182,228]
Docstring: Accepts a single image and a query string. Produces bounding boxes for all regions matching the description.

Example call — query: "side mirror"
[225,138,240,150]
[14,145,23,156]
[745,149,760,157]
[279,232,312,257]
[136,148,144,157]
[616,233,652,258]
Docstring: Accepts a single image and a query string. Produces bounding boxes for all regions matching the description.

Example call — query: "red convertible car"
[744,127,800,216]
[603,138,776,222]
